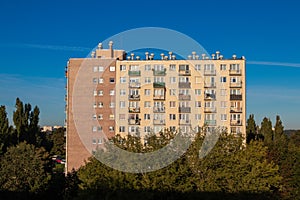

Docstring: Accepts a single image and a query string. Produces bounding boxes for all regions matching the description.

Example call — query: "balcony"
[179,70,191,76]
[128,70,141,76]
[179,82,191,88]
[128,118,141,125]
[153,107,165,113]
[178,107,191,113]
[128,94,140,100]
[153,119,166,125]
[153,69,166,76]
[205,120,216,126]
[230,94,242,100]
[153,82,165,88]
[129,82,141,88]
[153,95,165,100]
[128,107,140,113]
[204,93,216,100]
[179,119,191,125]
[230,107,243,113]
[230,120,243,126]
[204,107,217,113]
[230,82,242,88]
[204,70,216,76]
[179,94,191,101]
[229,70,242,75]
[204,83,216,88]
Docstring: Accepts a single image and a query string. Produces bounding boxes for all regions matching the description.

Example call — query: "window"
[109,90,115,96]
[92,114,97,120]
[109,102,115,108]
[154,77,164,83]
[93,90,97,96]
[98,126,103,131]
[170,89,176,96]
[221,101,227,108]
[144,89,151,96]
[204,64,215,71]
[145,65,151,71]
[230,89,241,95]
[195,101,201,107]
[110,78,115,83]
[120,65,126,71]
[93,102,97,108]
[109,114,115,120]
[119,114,125,120]
[92,139,96,144]
[220,77,227,83]
[145,77,151,83]
[110,66,115,71]
[120,101,125,108]
[195,114,201,120]
[99,66,104,72]
[93,78,98,84]
[170,114,176,120]
[130,65,139,71]
[230,64,240,71]
[98,114,103,120]
[98,102,103,108]
[92,126,97,132]
[169,101,176,108]
[120,77,126,83]
[220,89,227,96]
[144,101,151,108]
[195,64,201,71]
[109,126,114,132]
[93,66,98,72]
[144,114,150,120]
[119,126,125,132]
[144,126,151,133]
[195,76,201,84]
[98,138,102,144]
[169,64,176,71]
[170,126,176,132]
[170,77,176,83]
[220,64,226,71]
[221,114,227,121]
[99,78,103,83]
[120,89,126,96]
[195,89,201,95]
[98,90,103,96]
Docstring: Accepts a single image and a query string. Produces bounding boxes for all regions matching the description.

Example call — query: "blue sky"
[0,0,299,129]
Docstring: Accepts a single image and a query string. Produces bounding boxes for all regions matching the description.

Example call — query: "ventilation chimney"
[145,52,149,60]
[216,51,220,59]
[232,54,237,59]
[127,56,131,60]
[192,51,196,60]
[97,43,103,49]
[160,53,165,60]
[201,54,206,60]
[136,56,140,60]
[195,55,200,60]
[108,41,114,58]
[91,51,95,58]
[188,55,192,60]
[241,56,245,60]
[164,55,168,60]
[169,52,173,60]
[211,54,215,59]
[219,55,223,60]
[150,53,154,60]
[131,53,135,60]
[172,55,176,60]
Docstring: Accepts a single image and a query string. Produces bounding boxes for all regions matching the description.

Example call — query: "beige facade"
[66,42,246,172]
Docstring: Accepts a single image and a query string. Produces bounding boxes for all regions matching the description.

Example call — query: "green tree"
[49,127,66,156]
[0,105,12,154]
[274,115,284,143]
[0,142,51,196]
[260,117,273,145]
[246,114,257,143]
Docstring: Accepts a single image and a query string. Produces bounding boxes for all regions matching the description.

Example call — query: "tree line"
[0,98,299,199]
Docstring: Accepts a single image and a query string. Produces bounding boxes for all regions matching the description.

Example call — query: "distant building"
[65,41,246,172]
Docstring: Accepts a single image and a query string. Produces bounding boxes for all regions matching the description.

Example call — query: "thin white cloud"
[2,43,91,52]
[247,61,300,68]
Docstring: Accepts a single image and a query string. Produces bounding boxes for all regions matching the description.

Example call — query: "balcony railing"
[128,70,141,76]
[230,94,242,100]
[204,83,216,88]
[230,120,243,126]
[204,70,216,76]
[128,118,141,125]
[179,70,191,76]
[153,119,166,125]
[129,82,141,88]
[230,107,243,113]
[179,119,191,125]
[179,94,191,101]
[204,107,217,113]
[179,82,191,88]
[204,93,216,100]
[230,82,242,88]
[153,95,165,100]
[128,107,140,113]
[153,69,166,76]
[153,107,165,113]
[128,94,140,100]
[153,82,165,88]
[229,70,242,75]
[178,107,191,113]
[204,120,216,126]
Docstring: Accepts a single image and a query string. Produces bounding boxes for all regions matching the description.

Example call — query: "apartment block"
[65,41,246,171]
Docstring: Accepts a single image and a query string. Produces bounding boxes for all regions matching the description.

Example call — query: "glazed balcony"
[128,118,141,125]
[153,107,165,113]
[204,107,217,113]
[128,94,140,100]
[229,69,242,75]
[179,119,191,125]
[128,107,140,113]
[153,82,165,88]
[153,95,165,100]
[153,69,166,76]
[230,120,243,126]
[204,70,216,76]
[179,82,191,88]
[128,70,141,76]
[204,120,216,126]
[179,70,191,76]
[230,94,242,100]
[178,107,191,113]
[153,119,166,125]
[129,82,141,88]
[179,94,191,101]
[230,107,243,113]
[204,82,216,88]
[230,82,242,88]
[204,93,216,100]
